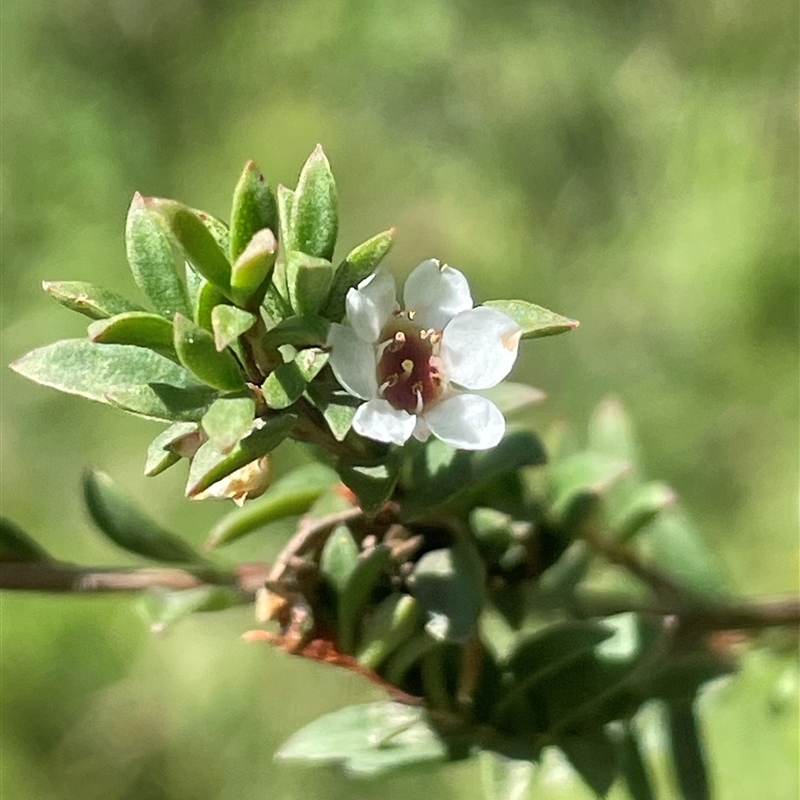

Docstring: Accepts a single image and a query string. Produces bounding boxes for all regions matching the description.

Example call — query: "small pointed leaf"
[286,250,335,316]
[140,585,239,633]
[320,524,359,593]
[106,383,217,422]
[0,519,53,563]
[619,724,656,800]
[211,306,256,351]
[173,313,246,392]
[229,160,279,263]
[88,311,177,359]
[230,228,278,307]
[276,184,295,251]
[262,361,307,410]
[294,347,329,382]
[558,731,618,798]
[291,144,338,261]
[483,300,578,339]
[478,751,536,800]
[336,457,400,515]
[144,422,199,476]
[476,382,546,416]
[201,395,256,453]
[667,701,711,800]
[43,281,145,320]
[261,315,330,349]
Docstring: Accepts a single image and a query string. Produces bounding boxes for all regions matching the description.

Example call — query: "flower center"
[376,319,443,414]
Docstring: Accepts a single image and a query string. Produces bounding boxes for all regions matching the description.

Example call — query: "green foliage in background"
[1,1,797,799]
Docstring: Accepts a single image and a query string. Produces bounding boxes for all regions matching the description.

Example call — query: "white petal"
[353,398,417,445]
[440,306,522,390]
[412,415,431,442]
[346,271,397,342]
[402,259,473,330]
[327,323,378,400]
[423,394,505,450]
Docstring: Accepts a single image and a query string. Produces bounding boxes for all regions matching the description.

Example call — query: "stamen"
[401,359,414,375]
[407,310,416,321]
[413,388,424,415]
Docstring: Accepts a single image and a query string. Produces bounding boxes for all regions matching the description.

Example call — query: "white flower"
[327,259,522,450]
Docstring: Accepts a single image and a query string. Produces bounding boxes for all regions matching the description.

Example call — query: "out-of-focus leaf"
[667,700,711,800]
[286,250,335,316]
[557,730,618,797]
[139,585,240,633]
[476,382,546,416]
[356,593,422,670]
[588,396,641,474]
[229,160,279,263]
[84,470,204,563]
[262,361,307,410]
[338,544,393,653]
[230,229,277,307]
[205,463,339,549]
[320,524,359,593]
[276,701,447,777]
[478,751,536,800]
[261,315,330,349]
[548,451,630,520]
[336,456,400,515]
[125,192,190,318]
[211,306,256,351]
[106,383,217,422]
[642,651,735,701]
[201,395,255,453]
[185,413,296,497]
[173,313,246,392]
[409,545,484,643]
[150,199,232,297]
[144,421,199,476]
[88,311,177,359]
[10,340,209,413]
[291,144,338,261]
[619,723,656,800]
[483,299,578,339]
[0,519,53,563]
[613,481,676,542]
[43,280,145,320]
[535,540,592,603]
[323,228,396,321]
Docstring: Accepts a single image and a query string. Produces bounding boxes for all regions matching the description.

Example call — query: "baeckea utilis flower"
[327,259,523,450]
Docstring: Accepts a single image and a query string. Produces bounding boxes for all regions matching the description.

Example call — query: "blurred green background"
[2,0,798,798]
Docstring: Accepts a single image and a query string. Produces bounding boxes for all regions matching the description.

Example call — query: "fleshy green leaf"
[305,383,361,441]
[262,361,307,410]
[338,544,394,654]
[478,751,536,800]
[229,160,279,263]
[173,313,246,392]
[290,144,338,261]
[356,593,422,670]
[204,463,339,549]
[476,382,546,416]
[261,315,330,349]
[0,519,53,563]
[187,267,226,332]
[144,421,199,477]
[10,339,209,414]
[276,184,295,251]
[409,545,484,642]
[276,701,447,777]
[43,280,145,320]
[211,306,256,352]
[483,300,578,339]
[336,456,400,516]
[84,470,204,563]
[612,481,676,542]
[105,383,217,422]
[588,396,641,473]
[150,199,232,298]
[140,585,240,633]
[88,311,177,359]
[619,724,656,800]
[548,451,630,520]
[185,413,296,497]
[320,524,359,593]
[286,250,335,316]
[558,731,618,798]
[125,192,190,318]
[323,228,396,321]
[230,229,278,308]
[192,209,230,252]
[293,347,329,382]
[201,395,256,453]
[667,701,711,800]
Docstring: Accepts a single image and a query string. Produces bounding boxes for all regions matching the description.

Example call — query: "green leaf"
[261,315,330,349]
[276,184,295,251]
[304,381,361,441]
[320,524,359,593]
[230,229,278,307]
[643,651,734,701]
[409,545,484,642]
[262,361,307,410]
[106,383,217,422]
[43,280,145,320]
[88,311,177,359]
[356,593,422,671]
[286,250,335,316]
[476,382,545,416]
[483,300,578,339]
[293,347,329,382]
[548,451,630,520]
[201,395,256,453]
[150,198,232,298]
[139,585,240,633]
[588,396,641,473]
[323,228,396,321]
[291,144,338,261]
[619,724,656,800]
[667,701,711,800]
[211,305,257,351]
[478,751,536,800]
[144,421,199,476]
[125,192,189,318]
[276,701,447,777]
[0,519,53,563]
[84,470,204,563]
[204,463,339,549]
[229,160,279,263]
[558,731,618,798]
[192,209,230,251]
[10,339,209,413]
[188,269,226,332]
[336,457,400,515]
[612,481,676,542]
[185,413,296,497]
[535,540,592,603]
[173,313,246,392]
[338,544,394,653]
